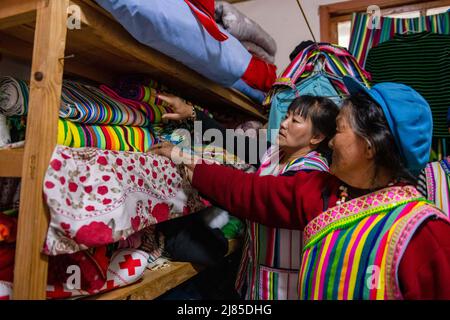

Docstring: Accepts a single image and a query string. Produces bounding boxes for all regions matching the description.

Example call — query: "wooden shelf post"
[12,0,69,300]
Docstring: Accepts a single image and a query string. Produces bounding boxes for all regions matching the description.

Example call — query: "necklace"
[335,180,397,206]
[336,185,348,205]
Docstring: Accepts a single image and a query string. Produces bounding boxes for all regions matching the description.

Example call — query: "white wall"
[234,0,348,71]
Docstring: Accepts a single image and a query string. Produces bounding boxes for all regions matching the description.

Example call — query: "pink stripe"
[309,231,329,297]
[369,203,415,299]
[317,230,341,299]
[342,215,378,299]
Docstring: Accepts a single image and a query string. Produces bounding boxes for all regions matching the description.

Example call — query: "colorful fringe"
[348,11,450,67]
[60,81,149,126]
[100,85,172,124]
[57,119,155,152]
[264,43,371,106]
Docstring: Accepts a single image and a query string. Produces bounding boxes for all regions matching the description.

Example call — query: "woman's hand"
[158,93,194,121]
[150,141,176,159]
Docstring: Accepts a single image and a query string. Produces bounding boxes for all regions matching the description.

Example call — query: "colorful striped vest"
[236,148,329,300]
[299,186,446,300]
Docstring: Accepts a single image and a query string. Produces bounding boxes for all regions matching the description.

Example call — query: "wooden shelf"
[0,0,267,121]
[88,238,241,300]
[0,0,251,300]
[0,148,24,177]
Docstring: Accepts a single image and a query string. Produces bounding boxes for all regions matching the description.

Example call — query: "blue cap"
[343,76,432,175]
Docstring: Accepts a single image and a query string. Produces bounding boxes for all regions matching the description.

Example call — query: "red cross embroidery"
[47,284,72,299]
[118,254,142,276]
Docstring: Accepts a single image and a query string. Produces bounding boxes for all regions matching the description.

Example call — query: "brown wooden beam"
[322,0,425,17]
[0,148,24,177]
[13,0,69,300]
[0,0,39,20]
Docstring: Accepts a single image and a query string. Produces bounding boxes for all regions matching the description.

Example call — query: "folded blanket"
[43,145,207,255]
[95,0,251,87]
[231,79,265,104]
[57,119,156,152]
[241,40,275,64]
[0,77,28,116]
[215,1,277,57]
[60,81,149,126]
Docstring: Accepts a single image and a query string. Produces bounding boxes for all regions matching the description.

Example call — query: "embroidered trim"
[303,186,425,249]
[386,205,449,300]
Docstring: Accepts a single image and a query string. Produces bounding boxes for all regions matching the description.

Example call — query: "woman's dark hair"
[287,95,340,161]
[342,93,417,185]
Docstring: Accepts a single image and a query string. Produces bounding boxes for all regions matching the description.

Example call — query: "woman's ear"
[310,133,325,146]
[365,140,376,159]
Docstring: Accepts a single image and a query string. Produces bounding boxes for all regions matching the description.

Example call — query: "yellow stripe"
[67,120,81,148]
[337,218,367,299]
[347,214,385,299]
[435,163,443,209]
[313,232,334,299]
[299,248,313,299]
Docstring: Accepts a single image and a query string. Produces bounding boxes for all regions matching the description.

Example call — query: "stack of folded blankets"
[215,1,276,65]
[95,0,277,104]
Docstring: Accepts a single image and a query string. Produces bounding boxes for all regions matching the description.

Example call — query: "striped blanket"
[348,11,450,68]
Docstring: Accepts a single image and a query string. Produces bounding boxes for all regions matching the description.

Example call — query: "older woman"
[154,76,450,299]
[157,93,339,300]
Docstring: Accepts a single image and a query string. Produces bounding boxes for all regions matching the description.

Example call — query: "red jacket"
[192,163,450,299]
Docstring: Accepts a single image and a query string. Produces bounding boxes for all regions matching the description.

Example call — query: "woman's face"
[329,106,372,183]
[276,111,315,150]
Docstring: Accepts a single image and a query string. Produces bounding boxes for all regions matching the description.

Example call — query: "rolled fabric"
[0,115,11,148]
[60,81,149,126]
[231,79,265,104]
[0,76,28,116]
[57,119,155,152]
[99,85,172,124]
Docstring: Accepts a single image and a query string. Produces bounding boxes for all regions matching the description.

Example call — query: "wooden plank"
[71,0,266,121]
[0,0,39,22]
[0,29,115,86]
[93,261,204,300]
[13,0,69,300]
[88,239,241,300]
[0,11,36,30]
[319,6,331,43]
[0,148,24,177]
[321,0,426,17]
[381,0,450,16]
